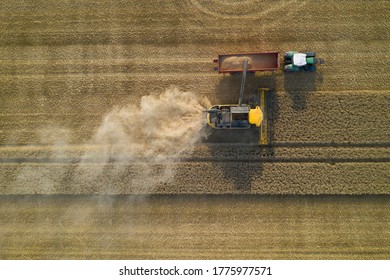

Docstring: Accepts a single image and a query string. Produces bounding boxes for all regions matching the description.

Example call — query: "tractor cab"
[284,51,319,72]
[292,53,308,66]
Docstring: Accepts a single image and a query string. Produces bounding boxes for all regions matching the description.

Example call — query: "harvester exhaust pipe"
[238,59,249,106]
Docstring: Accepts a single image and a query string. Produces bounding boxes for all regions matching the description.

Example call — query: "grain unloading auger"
[207,52,275,145]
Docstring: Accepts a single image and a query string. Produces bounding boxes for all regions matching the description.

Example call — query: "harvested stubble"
[0,195,389,259]
[1,161,388,194]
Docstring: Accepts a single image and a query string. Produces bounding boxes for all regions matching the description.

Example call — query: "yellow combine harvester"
[206,88,269,144]
[207,52,276,145]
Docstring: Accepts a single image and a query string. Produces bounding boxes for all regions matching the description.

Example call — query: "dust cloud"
[91,86,210,162]
[78,86,211,192]
[13,87,211,194]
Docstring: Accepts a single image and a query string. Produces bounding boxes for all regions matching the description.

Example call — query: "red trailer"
[213,52,280,73]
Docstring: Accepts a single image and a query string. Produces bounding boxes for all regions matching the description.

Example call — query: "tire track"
[1,142,390,148]
[1,157,389,164]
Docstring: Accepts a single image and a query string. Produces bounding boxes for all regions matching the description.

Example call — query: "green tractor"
[284,51,323,72]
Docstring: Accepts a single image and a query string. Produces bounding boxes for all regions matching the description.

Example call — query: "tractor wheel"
[284,51,295,58]
[284,64,297,72]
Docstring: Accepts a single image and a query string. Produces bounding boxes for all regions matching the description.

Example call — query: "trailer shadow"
[283,71,323,110]
[200,73,278,192]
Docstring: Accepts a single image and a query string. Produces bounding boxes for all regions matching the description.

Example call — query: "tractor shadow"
[283,71,323,110]
[200,72,278,192]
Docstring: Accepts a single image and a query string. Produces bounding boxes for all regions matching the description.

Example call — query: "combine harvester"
[207,52,280,145]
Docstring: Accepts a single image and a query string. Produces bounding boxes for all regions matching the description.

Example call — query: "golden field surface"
[1,195,389,259]
[0,0,389,259]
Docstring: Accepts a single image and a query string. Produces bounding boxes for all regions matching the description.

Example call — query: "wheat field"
[0,0,389,259]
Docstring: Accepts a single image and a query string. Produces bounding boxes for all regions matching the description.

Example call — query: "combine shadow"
[201,72,278,192]
[283,71,323,110]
